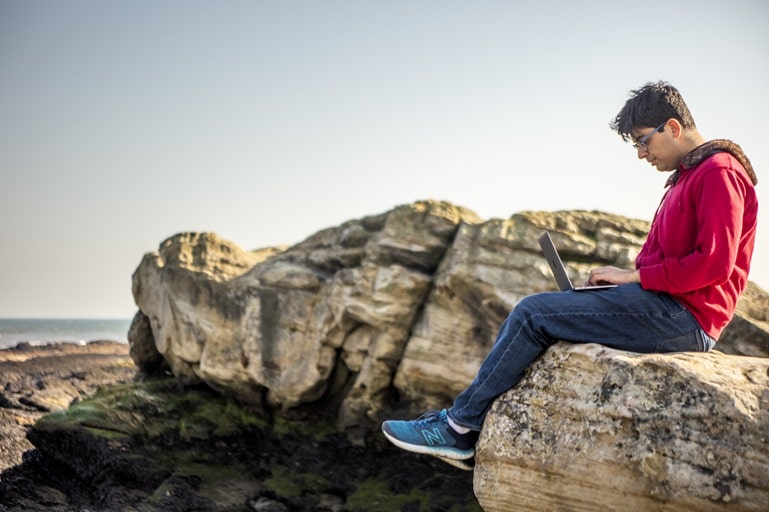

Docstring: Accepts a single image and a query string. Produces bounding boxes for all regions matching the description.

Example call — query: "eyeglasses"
[632,122,666,150]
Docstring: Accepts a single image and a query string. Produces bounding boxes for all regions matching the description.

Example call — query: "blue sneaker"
[381,409,477,460]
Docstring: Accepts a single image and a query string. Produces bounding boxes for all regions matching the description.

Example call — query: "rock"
[392,210,650,411]
[718,282,769,358]
[128,310,166,374]
[130,201,484,425]
[125,201,769,510]
[473,343,769,511]
[1,378,481,511]
[0,341,136,472]
[129,202,769,430]
[7,201,769,511]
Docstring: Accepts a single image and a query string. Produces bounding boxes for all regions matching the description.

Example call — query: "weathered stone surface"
[9,200,769,511]
[131,201,485,426]
[720,282,769,358]
[130,201,769,432]
[128,201,769,510]
[393,210,650,411]
[0,341,135,472]
[474,343,769,512]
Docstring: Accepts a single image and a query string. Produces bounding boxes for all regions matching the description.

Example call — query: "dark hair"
[610,81,696,141]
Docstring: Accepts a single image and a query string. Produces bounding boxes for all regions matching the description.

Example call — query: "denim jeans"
[447,284,715,431]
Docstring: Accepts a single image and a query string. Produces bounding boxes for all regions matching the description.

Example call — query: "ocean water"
[0,318,132,349]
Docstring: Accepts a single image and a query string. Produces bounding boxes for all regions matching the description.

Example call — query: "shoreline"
[0,318,132,350]
[0,339,129,362]
[0,340,137,473]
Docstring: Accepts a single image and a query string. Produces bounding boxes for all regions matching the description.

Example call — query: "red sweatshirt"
[636,151,758,340]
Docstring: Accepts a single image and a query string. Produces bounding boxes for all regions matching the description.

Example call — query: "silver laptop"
[538,231,617,292]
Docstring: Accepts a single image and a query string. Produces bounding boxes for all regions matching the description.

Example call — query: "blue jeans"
[447,284,715,431]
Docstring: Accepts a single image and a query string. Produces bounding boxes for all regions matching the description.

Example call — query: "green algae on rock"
[7,377,479,511]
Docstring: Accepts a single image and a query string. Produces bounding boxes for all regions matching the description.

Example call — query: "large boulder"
[474,343,769,511]
[131,201,482,429]
[391,210,650,412]
[130,201,769,432]
[122,200,769,511]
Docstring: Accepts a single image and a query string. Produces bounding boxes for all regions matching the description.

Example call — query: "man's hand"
[585,266,641,286]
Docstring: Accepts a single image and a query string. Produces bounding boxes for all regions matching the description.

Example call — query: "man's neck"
[677,129,706,160]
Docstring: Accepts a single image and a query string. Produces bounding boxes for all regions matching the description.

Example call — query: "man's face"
[631,122,677,172]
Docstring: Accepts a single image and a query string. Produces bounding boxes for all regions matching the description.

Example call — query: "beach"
[0,340,137,472]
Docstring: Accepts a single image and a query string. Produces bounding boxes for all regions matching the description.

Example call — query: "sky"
[1,0,767,319]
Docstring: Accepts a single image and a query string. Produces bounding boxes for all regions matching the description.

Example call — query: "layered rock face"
[474,343,769,511]
[131,203,649,420]
[131,201,483,428]
[130,200,769,510]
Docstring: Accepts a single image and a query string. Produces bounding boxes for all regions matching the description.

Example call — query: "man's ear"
[668,118,683,139]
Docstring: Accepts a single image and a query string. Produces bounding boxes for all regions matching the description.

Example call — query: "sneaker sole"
[382,429,475,460]
[435,455,475,471]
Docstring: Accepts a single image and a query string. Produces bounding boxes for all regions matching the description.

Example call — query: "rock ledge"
[475,343,769,512]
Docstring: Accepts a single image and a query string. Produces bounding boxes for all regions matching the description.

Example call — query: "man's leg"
[448,283,711,430]
[382,283,712,461]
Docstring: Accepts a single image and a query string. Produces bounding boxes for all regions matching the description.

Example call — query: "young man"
[381,81,759,470]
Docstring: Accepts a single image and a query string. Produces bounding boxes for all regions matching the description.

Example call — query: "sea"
[0,318,132,349]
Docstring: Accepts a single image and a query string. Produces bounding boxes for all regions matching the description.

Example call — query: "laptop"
[538,231,617,292]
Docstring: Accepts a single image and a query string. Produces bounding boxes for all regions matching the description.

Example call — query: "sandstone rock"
[130,201,769,432]
[719,282,769,358]
[131,201,483,424]
[128,311,165,374]
[474,343,769,512]
[393,210,650,411]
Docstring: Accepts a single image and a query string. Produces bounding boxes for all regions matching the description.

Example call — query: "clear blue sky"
[1,0,767,318]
